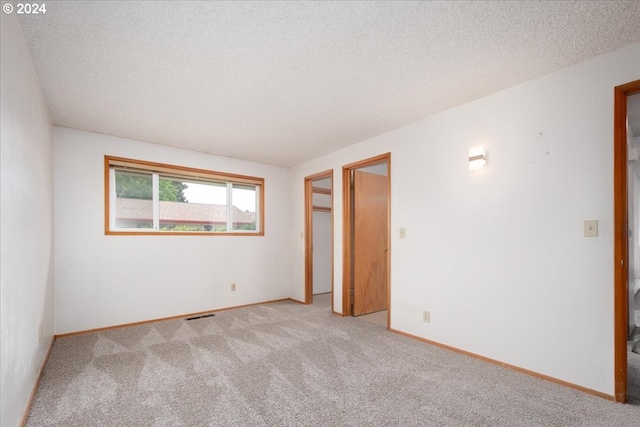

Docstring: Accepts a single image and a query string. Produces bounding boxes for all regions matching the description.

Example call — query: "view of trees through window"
[111,166,259,234]
[115,172,188,202]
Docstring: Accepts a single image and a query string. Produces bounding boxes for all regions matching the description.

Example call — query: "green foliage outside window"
[234,222,256,230]
[116,172,188,202]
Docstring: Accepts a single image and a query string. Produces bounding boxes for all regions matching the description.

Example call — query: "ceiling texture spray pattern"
[17,1,640,167]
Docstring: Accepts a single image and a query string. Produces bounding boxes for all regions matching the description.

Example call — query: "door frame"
[304,170,334,307]
[614,79,640,402]
[342,153,391,327]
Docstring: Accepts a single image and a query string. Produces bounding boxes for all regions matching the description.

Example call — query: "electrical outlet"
[583,220,598,237]
[38,323,43,340]
[422,311,430,323]
[231,282,236,292]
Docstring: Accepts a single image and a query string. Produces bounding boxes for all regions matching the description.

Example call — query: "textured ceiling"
[17,1,640,167]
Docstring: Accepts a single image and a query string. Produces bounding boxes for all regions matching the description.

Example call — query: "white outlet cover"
[583,220,598,237]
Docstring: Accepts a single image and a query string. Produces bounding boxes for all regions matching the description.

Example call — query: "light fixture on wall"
[468,146,486,170]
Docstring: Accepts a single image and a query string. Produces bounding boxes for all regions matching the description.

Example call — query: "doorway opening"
[342,153,391,328]
[629,90,640,405]
[614,79,640,403]
[304,170,333,310]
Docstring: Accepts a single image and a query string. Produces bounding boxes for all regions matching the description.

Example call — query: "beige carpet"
[630,289,640,403]
[356,309,388,327]
[313,293,387,327]
[27,296,640,426]
[629,349,640,405]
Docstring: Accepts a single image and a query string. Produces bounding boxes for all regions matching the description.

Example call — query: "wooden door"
[353,170,389,316]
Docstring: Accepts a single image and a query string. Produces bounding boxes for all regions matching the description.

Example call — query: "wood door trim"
[342,166,351,315]
[313,206,331,213]
[614,79,640,402]
[344,153,391,170]
[304,170,333,306]
[342,153,391,323]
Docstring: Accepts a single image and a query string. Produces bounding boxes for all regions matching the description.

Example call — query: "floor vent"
[185,313,216,321]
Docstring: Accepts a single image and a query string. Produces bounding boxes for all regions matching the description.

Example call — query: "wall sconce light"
[469,146,486,170]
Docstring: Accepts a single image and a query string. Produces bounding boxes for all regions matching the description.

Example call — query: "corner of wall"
[1,12,55,427]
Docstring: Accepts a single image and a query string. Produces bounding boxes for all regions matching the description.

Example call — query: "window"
[105,156,264,235]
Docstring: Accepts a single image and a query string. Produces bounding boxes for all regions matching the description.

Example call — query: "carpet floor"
[26,295,640,426]
[355,309,387,327]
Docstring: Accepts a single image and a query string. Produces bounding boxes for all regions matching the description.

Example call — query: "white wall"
[629,132,639,332]
[54,127,290,334]
[635,152,640,296]
[629,167,636,333]
[312,211,332,294]
[1,14,55,427]
[632,135,640,330]
[635,173,640,295]
[290,43,640,396]
[311,178,332,295]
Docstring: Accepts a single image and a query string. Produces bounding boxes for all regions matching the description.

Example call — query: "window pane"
[107,156,264,235]
[232,184,257,231]
[114,170,153,229]
[159,177,227,232]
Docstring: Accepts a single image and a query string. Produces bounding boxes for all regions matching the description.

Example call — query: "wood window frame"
[104,155,265,236]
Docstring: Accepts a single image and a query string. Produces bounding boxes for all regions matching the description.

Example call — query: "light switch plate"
[584,220,598,237]
[400,228,406,239]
